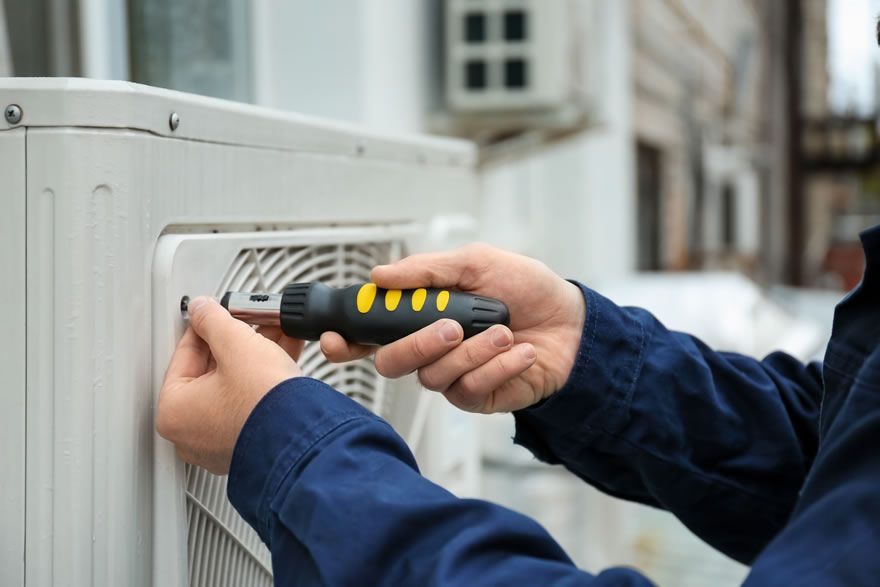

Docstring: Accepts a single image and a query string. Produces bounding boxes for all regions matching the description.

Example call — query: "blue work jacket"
[228,226,880,586]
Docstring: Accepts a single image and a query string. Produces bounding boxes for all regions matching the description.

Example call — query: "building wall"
[802,0,830,120]
[478,0,637,283]
[250,0,440,133]
[632,0,772,272]
[800,0,836,283]
[631,0,828,281]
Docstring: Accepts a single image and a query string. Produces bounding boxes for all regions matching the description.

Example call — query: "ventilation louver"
[185,241,398,587]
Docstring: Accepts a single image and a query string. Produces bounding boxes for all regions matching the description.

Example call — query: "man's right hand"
[320,244,586,413]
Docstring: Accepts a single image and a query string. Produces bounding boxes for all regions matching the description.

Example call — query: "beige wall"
[631,0,827,274]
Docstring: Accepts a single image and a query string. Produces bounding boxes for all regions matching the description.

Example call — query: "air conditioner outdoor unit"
[0,78,481,586]
[445,0,574,112]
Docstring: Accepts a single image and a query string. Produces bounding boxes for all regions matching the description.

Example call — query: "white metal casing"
[445,0,573,112]
[0,78,480,586]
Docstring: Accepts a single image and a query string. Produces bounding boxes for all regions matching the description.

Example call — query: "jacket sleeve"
[513,283,823,565]
[227,377,655,587]
[744,347,880,585]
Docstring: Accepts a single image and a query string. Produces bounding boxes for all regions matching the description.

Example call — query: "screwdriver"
[182,283,510,346]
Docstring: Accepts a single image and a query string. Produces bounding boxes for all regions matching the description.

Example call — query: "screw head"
[5,104,22,125]
[169,112,180,131]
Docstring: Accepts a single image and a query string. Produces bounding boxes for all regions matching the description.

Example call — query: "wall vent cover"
[153,231,405,586]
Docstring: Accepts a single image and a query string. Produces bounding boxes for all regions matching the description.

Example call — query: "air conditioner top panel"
[0,78,476,167]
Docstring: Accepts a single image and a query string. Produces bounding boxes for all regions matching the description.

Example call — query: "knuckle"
[455,373,480,399]
[425,266,444,286]
[155,410,176,440]
[416,367,443,391]
[448,378,485,412]
[410,332,432,362]
[463,341,485,367]
[374,350,399,378]
[465,242,491,255]
[175,447,192,464]
[493,353,515,379]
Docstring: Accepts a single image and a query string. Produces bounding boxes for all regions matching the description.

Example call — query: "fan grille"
[185,240,399,587]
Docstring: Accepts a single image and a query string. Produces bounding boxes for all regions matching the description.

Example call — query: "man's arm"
[514,284,823,564]
[744,347,880,584]
[228,377,654,587]
[157,297,654,586]
[323,246,823,564]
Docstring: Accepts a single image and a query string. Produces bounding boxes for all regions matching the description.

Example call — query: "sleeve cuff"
[513,282,648,462]
[227,377,375,542]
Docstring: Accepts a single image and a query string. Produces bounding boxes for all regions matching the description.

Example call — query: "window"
[503,10,527,41]
[128,0,253,102]
[465,60,487,90]
[637,143,663,271]
[504,58,528,89]
[464,12,486,43]
[721,182,737,250]
[4,0,81,75]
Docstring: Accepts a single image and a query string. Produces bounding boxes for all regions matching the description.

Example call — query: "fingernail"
[491,326,512,348]
[186,296,210,316]
[440,320,461,342]
[521,345,537,361]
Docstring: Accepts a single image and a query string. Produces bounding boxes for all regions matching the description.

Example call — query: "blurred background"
[2,0,877,584]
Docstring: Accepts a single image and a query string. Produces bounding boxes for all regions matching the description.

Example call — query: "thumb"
[186,296,256,363]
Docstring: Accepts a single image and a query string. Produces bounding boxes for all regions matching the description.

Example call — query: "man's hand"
[156,296,303,474]
[320,244,586,413]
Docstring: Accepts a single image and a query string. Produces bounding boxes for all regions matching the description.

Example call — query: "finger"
[371,244,489,290]
[256,325,284,343]
[186,296,258,363]
[417,325,514,392]
[258,326,305,360]
[157,344,212,441]
[164,327,211,383]
[320,332,374,362]
[278,337,305,360]
[373,319,463,379]
[444,343,537,412]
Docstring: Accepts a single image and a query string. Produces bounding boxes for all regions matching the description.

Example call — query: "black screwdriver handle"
[279,282,510,345]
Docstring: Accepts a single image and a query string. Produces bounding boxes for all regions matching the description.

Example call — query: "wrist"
[540,280,587,401]
[228,377,370,541]
[558,280,587,382]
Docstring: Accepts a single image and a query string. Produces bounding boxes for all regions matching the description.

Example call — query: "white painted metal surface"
[0,128,26,587]
[251,0,435,133]
[3,78,472,167]
[0,78,478,587]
